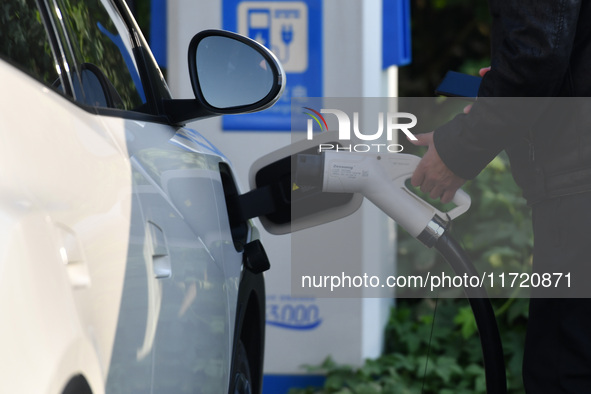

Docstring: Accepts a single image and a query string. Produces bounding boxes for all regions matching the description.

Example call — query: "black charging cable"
[435,232,507,394]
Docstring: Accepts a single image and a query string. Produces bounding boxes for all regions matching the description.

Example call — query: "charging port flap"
[248,138,364,235]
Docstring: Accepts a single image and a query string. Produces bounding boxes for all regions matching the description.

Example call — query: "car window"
[52,0,148,111]
[0,0,61,88]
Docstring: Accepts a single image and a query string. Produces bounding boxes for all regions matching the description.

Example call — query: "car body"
[0,1,283,393]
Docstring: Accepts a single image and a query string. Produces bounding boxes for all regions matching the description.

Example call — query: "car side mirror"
[164,30,284,124]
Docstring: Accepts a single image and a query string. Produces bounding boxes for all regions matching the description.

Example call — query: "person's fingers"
[411,165,426,188]
[418,171,437,194]
[479,66,491,77]
[441,188,457,205]
[429,184,444,200]
[463,103,473,114]
[408,132,433,147]
[420,182,432,195]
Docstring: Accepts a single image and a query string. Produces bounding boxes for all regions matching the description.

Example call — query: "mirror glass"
[196,36,275,108]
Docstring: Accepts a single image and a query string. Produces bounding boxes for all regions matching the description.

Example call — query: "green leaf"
[433,356,463,383]
[453,306,478,339]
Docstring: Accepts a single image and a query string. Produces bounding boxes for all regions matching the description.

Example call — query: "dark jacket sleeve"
[434,0,582,180]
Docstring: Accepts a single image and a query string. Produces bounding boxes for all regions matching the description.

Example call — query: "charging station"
[164,1,411,392]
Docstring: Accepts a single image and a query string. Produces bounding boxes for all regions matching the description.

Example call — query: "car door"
[109,119,237,394]
[43,0,241,392]
[1,1,281,392]
[0,1,134,393]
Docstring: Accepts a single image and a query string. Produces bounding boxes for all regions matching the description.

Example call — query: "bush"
[290,297,529,394]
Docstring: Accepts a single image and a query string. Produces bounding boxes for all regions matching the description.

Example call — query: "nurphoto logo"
[303,107,417,153]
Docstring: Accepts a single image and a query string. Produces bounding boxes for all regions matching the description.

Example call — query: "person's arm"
[413,0,582,199]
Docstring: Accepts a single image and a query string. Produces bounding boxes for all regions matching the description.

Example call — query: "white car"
[0,1,284,393]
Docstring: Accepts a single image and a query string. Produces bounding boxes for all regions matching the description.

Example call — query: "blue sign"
[149,0,167,67]
[382,0,412,68]
[223,0,323,131]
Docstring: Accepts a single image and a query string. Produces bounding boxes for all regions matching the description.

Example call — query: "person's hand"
[410,132,466,204]
[479,66,491,77]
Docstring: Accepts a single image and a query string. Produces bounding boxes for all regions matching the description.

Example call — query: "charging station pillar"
[166,1,410,392]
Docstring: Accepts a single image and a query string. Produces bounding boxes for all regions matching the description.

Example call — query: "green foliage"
[289,298,528,394]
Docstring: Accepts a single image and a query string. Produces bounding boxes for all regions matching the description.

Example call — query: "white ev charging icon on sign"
[247,9,271,47]
[238,1,308,73]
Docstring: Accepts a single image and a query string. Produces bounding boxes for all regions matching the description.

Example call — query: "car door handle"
[148,221,171,279]
[56,224,90,288]
[137,221,169,360]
